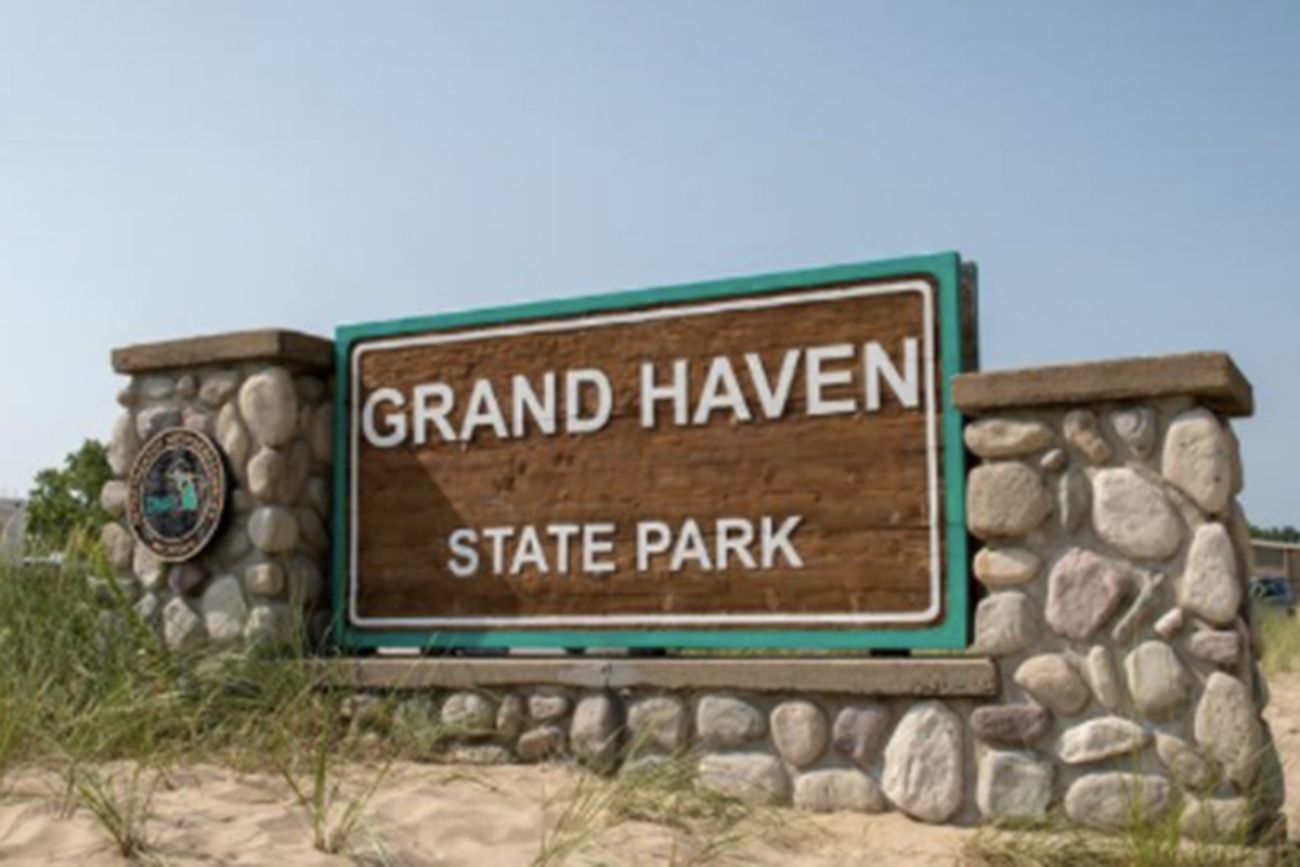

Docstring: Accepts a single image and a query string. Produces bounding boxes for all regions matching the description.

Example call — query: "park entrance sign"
[334,253,971,650]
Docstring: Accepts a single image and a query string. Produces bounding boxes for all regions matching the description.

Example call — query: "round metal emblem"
[126,428,228,562]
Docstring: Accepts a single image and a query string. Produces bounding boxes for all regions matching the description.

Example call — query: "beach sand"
[2,672,1297,866]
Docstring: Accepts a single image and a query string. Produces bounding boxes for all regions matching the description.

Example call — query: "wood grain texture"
[349,281,949,629]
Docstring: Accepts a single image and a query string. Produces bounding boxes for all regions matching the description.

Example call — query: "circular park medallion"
[126,428,228,562]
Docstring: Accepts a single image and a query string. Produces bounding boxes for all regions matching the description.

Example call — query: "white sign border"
[348,279,941,629]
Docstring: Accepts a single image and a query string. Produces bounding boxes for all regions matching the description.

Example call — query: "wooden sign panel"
[333,254,971,650]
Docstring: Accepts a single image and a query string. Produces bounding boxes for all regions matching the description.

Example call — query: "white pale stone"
[973,592,1039,657]
[627,696,688,753]
[570,694,620,767]
[201,574,249,642]
[200,370,241,407]
[134,591,161,625]
[1086,646,1123,711]
[100,480,128,517]
[1162,408,1232,515]
[794,769,884,813]
[441,692,495,730]
[881,701,963,823]
[216,404,251,474]
[698,753,789,805]
[495,694,526,739]
[973,547,1041,588]
[108,412,140,476]
[1091,468,1183,559]
[247,447,288,502]
[1057,716,1149,764]
[135,405,181,441]
[1180,796,1250,840]
[529,692,570,721]
[238,367,299,447]
[771,700,829,768]
[696,696,765,748]
[1044,548,1126,641]
[967,462,1053,540]
[964,418,1054,459]
[1013,654,1089,715]
[516,725,565,761]
[1194,672,1261,788]
[1109,406,1156,458]
[182,407,214,437]
[1155,732,1213,790]
[244,561,285,597]
[976,750,1053,821]
[1058,469,1090,533]
[1124,641,1189,720]
[137,375,175,400]
[1065,773,1170,830]
[1179,523,1241,626]
[1154,607,1184,640]
[133,543,166,591]
[248,506,298,553]
[162,597,205,650]
[100,522,134,570]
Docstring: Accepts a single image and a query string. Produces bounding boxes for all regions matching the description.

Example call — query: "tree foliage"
[1250,524,1300,544]
[26,439,113,552]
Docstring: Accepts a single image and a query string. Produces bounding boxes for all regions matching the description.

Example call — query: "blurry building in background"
[1252,539,1300,598]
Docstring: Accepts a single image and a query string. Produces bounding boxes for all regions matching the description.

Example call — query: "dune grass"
[0,535,783,864]
[1256,605,1300,676]
[0,532,401,857]
[2,536,1295,863]
[0,532,333,773]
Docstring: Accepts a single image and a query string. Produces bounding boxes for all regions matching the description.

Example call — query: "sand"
[2,673,1298,865]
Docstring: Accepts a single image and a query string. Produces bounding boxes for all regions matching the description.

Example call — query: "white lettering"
[669,519,712,571]
[509,525,548,575]
[482,526,514,575]
[413,382,457,444]
[582,523,616,574]
[447,528,479,578]
[693,357,752,425]
[362,387,407,448]
[865,338,920,410]
[460,379,509,442]
[512,372,557,437]
[567,369,613,434]
[761,515,804,568]
[715,517,757,569]
[636,520,673,571]
[805,344,856,416]
[745,350,800,419]
[548,523,580,574]
[640,359,689,428]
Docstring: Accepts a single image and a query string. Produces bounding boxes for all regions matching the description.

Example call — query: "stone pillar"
[954,352,1283,836]
[101,330,334,650]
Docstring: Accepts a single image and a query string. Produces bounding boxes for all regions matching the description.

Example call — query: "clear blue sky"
[1,2,1297,525]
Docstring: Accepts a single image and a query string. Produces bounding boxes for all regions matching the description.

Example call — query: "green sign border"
[332,252,971,651]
